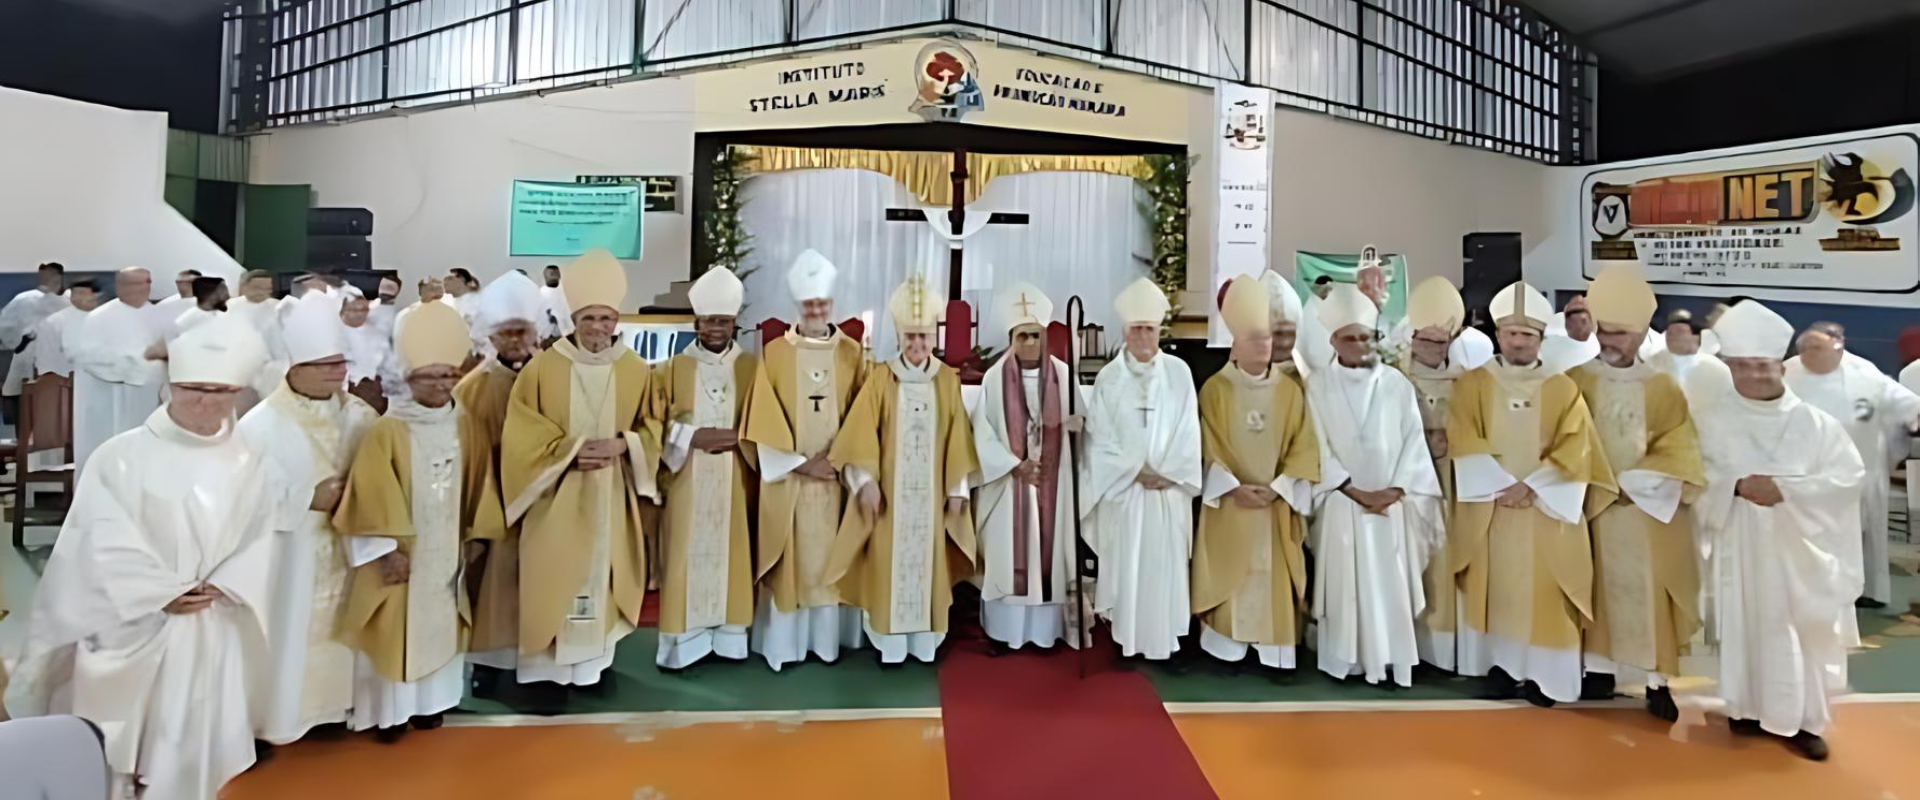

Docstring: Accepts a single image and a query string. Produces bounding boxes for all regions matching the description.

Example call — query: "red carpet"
[937,625,1218,800]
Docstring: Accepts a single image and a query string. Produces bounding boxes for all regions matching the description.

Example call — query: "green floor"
[457,568,1920,715]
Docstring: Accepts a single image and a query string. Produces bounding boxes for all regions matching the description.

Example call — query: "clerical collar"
[388,397,456,424]
[556,335,625,366]
[889,355,937,384]
[145,405,232,447]
[688,341,737,366]
[1227,362,1276,388]
[1123,349,1158,375]
[788,324,840,349]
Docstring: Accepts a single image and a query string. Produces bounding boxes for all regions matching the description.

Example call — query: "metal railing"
[222,0,1594,163]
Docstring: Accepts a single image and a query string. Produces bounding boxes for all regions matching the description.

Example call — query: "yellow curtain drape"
[735,145,1150,207]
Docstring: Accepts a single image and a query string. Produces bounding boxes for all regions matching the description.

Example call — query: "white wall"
[1265,108,1552,287]
[248,75,699,305]
[0,86,240,283]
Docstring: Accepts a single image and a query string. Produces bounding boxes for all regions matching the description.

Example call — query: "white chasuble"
[237,385,377,744]
[1307,362,1440,687]
[1082,352,1203,660]
[657,344,749,668]
[1784,354,1920,608]
[1696,392,1863,737]
[5,409,274,800]
[346,402,466,731]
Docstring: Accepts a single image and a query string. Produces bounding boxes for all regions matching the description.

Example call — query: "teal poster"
[510,180,643,259]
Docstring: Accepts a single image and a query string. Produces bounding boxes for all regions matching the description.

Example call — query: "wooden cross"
[884,148,1030,298]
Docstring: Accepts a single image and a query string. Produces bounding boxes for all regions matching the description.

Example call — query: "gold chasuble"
[1446,361,1615,701]
[659,345,760,635]
[1569,362,1704,678]
[1409,360,1462,664]
[1193,364,1321,656]
[741,329,868,613]
[454,360,519,658]
[827,357,978,637]
[333,411,478,683]
[500,338,662,676]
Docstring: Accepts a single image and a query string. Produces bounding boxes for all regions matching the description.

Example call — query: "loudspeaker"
[309,207,374,236]
[307,235,371,272]
[1462,233,1522,331]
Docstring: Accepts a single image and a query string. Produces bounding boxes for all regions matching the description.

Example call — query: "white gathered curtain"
[738,167,1151,358]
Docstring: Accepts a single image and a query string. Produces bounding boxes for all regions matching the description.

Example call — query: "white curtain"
[739,168,1149,359]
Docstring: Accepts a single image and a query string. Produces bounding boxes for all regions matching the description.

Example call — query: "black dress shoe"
[375,726,409,744]
[1856,597,1887,609]
[1521,682,1557,708]
[1784,731,1829,762]
[1580,672,1616,701]
[1481,668,1520,700]
[1646,686,1679,722]
[411,713,444,731]
[1728,718,1765,736]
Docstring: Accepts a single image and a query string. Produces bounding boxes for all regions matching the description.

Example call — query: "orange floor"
[226,704,1920,800]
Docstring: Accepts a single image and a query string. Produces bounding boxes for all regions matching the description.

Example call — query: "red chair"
[943,300,972,367]
[1047,321,1072,363]
[838,317,865,345]
[759,318,789,347]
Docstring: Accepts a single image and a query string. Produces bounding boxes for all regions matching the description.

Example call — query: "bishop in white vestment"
[332,302,474,740]
[971,283,1082,651]
[1082,278,1203,659]
[238,293,379,746]
[5,313,272,800]
[1307,286,1440,687]
[70,267,170,478]
[1696,301,1864,762]
[1784,323,1920,610]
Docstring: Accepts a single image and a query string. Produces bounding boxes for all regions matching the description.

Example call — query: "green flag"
[1292,250,1410,329]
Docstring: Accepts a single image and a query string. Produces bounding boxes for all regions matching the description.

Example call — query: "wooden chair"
[9,373,74,548]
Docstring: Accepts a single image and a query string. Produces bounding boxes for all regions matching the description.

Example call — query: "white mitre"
[888,274,944,335]
[1115,277,1170,325]
[994,281,1054,334]
[168,313,267,386]
[787,249,838,302]
[562,249,629,316]
[398,301,471,373]
[282,292,349,365]
[1318,283,1379,334]
[476,270,546,333]
[1585,263,1657,332]
[1259,269,1302,325]
[689,267,745,317]
[1489,281,1553,331]
[1715,301,1794,360]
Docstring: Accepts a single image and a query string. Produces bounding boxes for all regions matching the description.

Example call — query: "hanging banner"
[1580,133,1920,294]
[1293,250,1410,327]
[692,38,1192,144]
[1209,84,1276,344]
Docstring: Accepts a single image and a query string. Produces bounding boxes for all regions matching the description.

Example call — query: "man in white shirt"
[70,267,171,476]
[0,262,70,418]
[29,279,97,378]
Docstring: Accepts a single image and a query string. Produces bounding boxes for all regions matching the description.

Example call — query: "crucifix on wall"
[884,148,1029,298]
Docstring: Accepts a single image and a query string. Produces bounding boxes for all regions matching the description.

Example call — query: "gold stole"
[682,345,739,630]
[556,344,622,665]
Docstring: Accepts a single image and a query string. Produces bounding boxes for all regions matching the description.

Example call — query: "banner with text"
[1581,133,1920,294]
[1209,84,1276,344]
[509,180,642,259]
[693,38,1192,144]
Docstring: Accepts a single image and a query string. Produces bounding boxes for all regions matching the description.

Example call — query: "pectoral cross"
[808,394,827,413]
[1136,403,1154,426]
